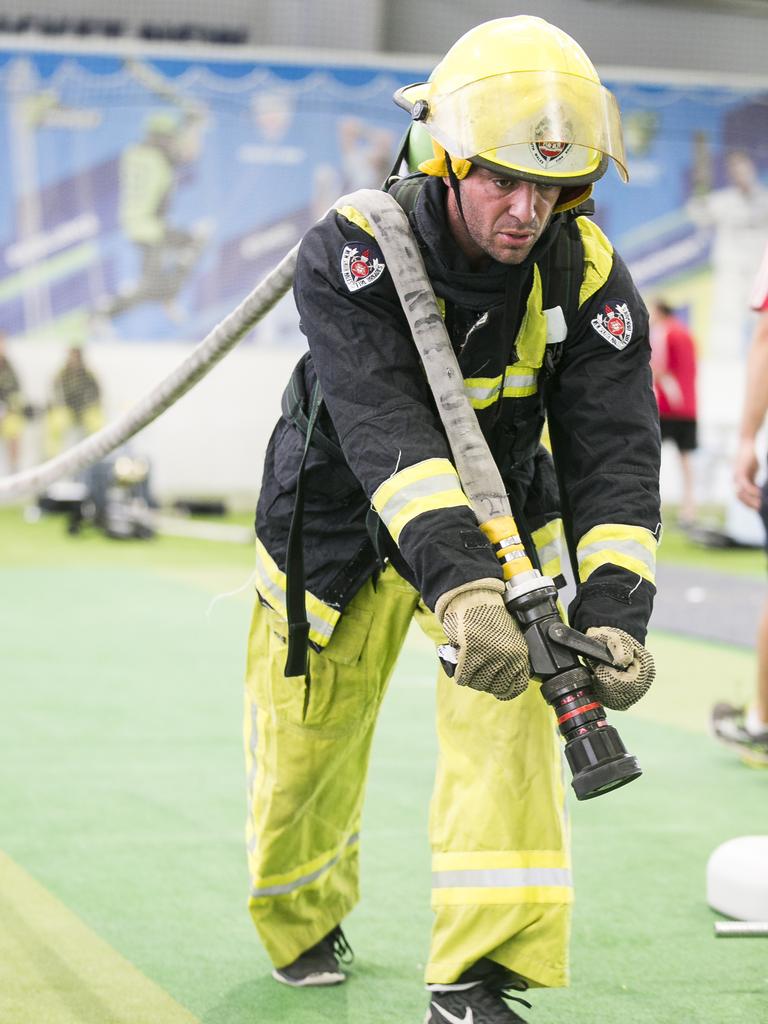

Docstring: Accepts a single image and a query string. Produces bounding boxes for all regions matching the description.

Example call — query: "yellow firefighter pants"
[0,410,23,440]
[244,564,571,987]
[45,403,104,458]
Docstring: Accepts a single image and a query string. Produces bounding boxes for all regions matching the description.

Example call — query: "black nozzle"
[540,666,642,800]
[564,721,642,800]
[507,585,643,801]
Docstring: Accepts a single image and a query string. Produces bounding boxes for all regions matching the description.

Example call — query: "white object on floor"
[707,836,768,921]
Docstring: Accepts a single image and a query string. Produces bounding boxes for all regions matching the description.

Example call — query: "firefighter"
[245,17,660,1023]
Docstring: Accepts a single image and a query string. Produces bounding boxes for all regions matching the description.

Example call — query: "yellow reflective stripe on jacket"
[464,365,540,408]
[577,217,614,307]
[250,833,359,899]
[502,365,538,398]
[464,373,504,409]
[372,457,471,544]
[576,523,657,584]
[431,849,572,906]
[254,538,340,647]
[532,518,563,579]
[336,205,374,236]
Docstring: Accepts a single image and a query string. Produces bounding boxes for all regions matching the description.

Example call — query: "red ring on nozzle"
[557,701,602,725]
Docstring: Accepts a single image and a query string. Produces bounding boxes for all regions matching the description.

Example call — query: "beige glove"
[435,578,530,700]
[584,626,655,710]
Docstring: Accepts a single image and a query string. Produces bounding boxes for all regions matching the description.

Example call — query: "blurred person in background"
[244,17,659,1024]
[45,344,104,458]
[688,149,768,360]
[98,104,208,324]
[649,300,699,528]
[0,332,24,473]
[338,116,396,192]
[712,245,768,765]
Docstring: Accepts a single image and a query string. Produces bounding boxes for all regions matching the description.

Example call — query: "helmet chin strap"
[445,158,466,221]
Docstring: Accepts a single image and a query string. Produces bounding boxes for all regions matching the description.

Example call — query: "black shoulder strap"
[281,352,342,460]
[540,211,585,376]
[283,379,324,680]
[386,173,428,213]
[538,208,589,585]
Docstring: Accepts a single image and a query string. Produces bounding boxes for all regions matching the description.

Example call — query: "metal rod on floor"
[714,921,768,937]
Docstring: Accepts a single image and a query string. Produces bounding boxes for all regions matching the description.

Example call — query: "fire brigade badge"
[591,299,634,350]
[340,242,385,292]
[530,115,574,168]
[530,139,573,168]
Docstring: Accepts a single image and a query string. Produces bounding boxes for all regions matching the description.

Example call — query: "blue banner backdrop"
[1,48,767,358]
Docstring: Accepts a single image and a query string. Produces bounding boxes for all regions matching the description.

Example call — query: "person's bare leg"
[679,450,697,524]
[7,435,19,473]
[753,598,768,726]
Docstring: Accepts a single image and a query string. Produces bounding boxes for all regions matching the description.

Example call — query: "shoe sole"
[272,968,346,987]
[738,749,768,768]
[710,721,768,767]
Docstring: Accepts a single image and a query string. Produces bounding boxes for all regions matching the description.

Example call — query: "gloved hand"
[435,578,530,700]
[584,626,655,710]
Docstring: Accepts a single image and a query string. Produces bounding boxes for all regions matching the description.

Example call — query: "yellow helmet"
[394,16,628,212]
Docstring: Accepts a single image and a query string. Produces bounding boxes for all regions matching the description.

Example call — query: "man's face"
[446,166,561,266]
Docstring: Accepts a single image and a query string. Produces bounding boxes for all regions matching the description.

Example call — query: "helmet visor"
[402,71,627,182]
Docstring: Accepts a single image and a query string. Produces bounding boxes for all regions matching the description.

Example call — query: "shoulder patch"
[591,298,633,350]
[340,242,385,293]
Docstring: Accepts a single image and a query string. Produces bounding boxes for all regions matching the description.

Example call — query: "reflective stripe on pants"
[244,564,571,984]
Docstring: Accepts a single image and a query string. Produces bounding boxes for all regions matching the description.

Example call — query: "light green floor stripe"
[0,852,202,1024]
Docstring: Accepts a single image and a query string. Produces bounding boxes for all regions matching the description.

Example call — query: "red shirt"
[650,316,698,419]
[750,242,768,312]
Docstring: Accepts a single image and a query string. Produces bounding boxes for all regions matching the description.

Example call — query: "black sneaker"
[425,958,532,1023]
[711,703,768,767]
[272,925,353,987]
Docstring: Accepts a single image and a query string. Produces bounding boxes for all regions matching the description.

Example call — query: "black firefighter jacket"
[254,174,661,651]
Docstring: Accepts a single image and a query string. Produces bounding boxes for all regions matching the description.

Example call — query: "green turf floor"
[1,508,767,1023]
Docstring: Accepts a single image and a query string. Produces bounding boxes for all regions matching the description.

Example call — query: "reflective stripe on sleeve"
[576,523,657,584]
[532,518,563,579]
[372,458,471,544]
[254,538,340,648]
[250,833,359,899]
